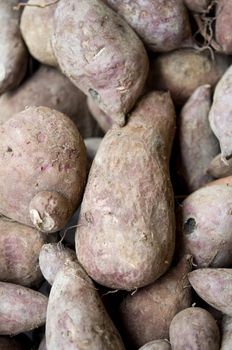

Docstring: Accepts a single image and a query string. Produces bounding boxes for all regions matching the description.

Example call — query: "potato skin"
[184,0,211,12]
[221,315,232,350]
[52,0,149,126]
[209,65,232,160]
[177,184,232,267]
[0,0,28,94]
[119,255,192,348]
[76,91,176,290]
[216,0,232,55]
[0,66,102,138]
[87,96,113,132]
[188,268,232,316]
[207,154,232,178]
[0,282,47,335]
[169,307,220,350]
[0,106,87,232]
[46,260,125,350]
[178,85,219,192]
[139,340,171,350]
[149,49,229,105]
[106,0,191,52]
[20,0,57,66]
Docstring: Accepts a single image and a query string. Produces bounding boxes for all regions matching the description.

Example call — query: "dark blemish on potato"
[184,218,196,235]
[100,16,108,26]
[89,89,101,103]
[6,147,12,152]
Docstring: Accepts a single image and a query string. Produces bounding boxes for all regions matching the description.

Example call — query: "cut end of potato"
[30,209,55,232]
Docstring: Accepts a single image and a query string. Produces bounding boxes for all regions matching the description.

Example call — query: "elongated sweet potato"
[0,106,87,233]
[0,66,102,138]
[188,268,232,316]
[209,64,232,159]
[76,91,176,290]
[20,0,57,66]
[207,154,232,178]
[119,255,192,348]
[46,260,125,350]
[0,282,47,335]
[87,97,113,133]
[184,0,211,12]
[52,0,149,126]
[139,340,171,350]
[221,315,232,350]
[169,307,220,350]
[177,184,232,267]
[148,49,229,105]
[0,0,28,94]
[215,0,232,54]
[178,85,219,191]
[106,0,191,52]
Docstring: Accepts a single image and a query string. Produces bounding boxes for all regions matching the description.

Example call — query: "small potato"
[184,0,211,13]
[0,282,47,335]
[0,107,87,233]
[176,184,232,267]
[169,307,220,350]
[119,255,192,348]
[39,243,76,285]
[207,154,232,178]
[221,315,232,350]
[0,0,28,94]
[148,49,229,105]
[46,260,125,350]
[106,0,191,52]
[215,0,232,54]
[188,268,232,316]
[139,340,171,350]
[0,66,102,138]
[87,97,113,133]
[178,85,219,192]
[209,64,232,160]
[20,0,57,66]
[52,0,149,126]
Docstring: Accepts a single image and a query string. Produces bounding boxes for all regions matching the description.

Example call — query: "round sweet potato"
[139,340,171,350]
[52,0,149,126]
[0,106,87,233]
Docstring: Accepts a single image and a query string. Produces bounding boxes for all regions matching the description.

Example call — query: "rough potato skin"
[0,336,24,350]
[184,0,211,12]
[169,307,220,350]
[87,96,113,132]
[46,260,125,350]
[0,282,47,335]
[216,0,232,55]
[209,65,232,160]
[188,268,232,316]
[139,340,171,350]
[119,255,192,348]
[178,85,219,192]
[76,91,176,290]
[0,106,87,232]
[52,0,149,126]
[0,0,28,94]
[20,0,57,66]
[177,184,232,267]
[207,154,232,178]
[0,66,102,138]
[0,219,53,287]
[149,49,229,105]
[221,315,232,350]
[106,0,191,52]
[39,243,76,285]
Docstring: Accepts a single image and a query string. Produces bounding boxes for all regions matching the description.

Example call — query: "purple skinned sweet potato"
[119,255,192,348]
[169,307,220,350]
[139,340,171,350]
[215,0,232,55]
[176,184,232,267]
[207,153,232,178]
[221,315,232,350]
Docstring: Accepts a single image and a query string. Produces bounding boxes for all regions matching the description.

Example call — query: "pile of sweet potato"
[1,0,232,349]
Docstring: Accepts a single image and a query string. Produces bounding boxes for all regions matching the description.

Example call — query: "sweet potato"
[52,0,149,126]
[76,91,176,290]
[178,85,219,192]
[169,307,220,350]
[0,336,24,350]
[0,218,54,287]
[0,282,47,335]
[87,97,113,133]
[221,315,232,350]
[20,0,57,66]
[119,255,192,348]
[207,154,232,178]
[184,0,211,13]
[215,0,232,55]
[46,260,125,350]
[209,64,232,159]
[105,0,191,52]
[0,0,28,94]
[0,66,102,138]
[0,106,87,233]
[177,184,232,267]
[188,268,232,316]
[39,243,76,285]
[139,340,171,350]
[148,49,229,105]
